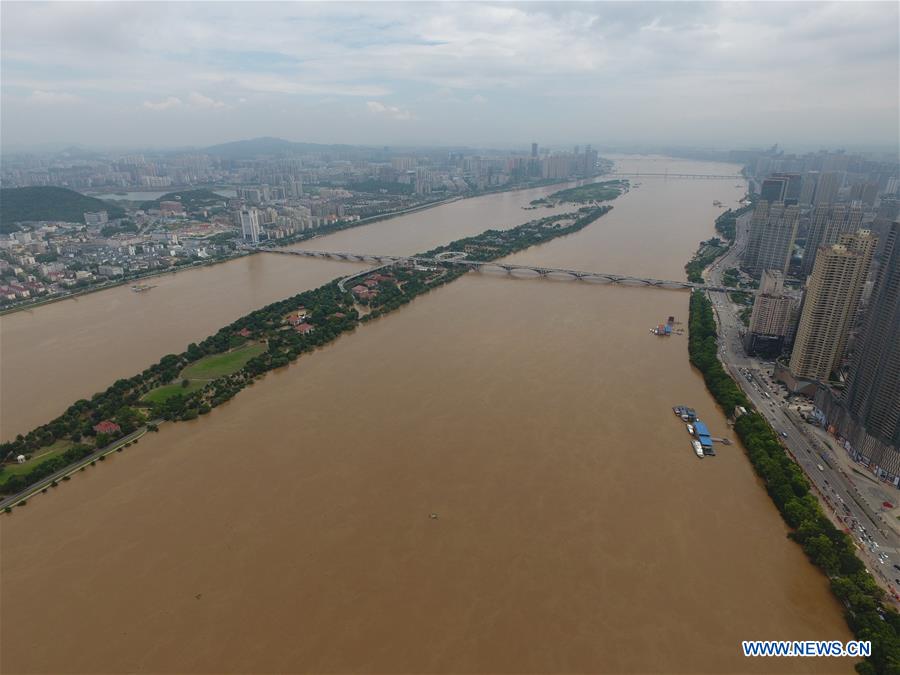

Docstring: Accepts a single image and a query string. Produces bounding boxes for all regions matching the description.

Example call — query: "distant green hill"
[0,186,125,233]
[139,189,228,212]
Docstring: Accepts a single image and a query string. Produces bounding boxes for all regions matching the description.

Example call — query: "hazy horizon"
[2,1,898,153]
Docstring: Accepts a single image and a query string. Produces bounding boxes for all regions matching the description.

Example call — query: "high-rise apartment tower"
[802,204,864,278]
[789,230,876,381]
[744,201,800,277]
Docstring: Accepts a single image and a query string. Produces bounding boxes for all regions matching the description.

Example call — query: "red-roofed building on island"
[284,307,310,326]
[93,420,121,435]
[351,284,377,300]
[294,323,315,335]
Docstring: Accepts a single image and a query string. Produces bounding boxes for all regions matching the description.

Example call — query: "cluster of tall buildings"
[741,156,899,482]
[801,205,864,277]
[815,222,900,480]
[761,171,877,209]
[743,202,800,276]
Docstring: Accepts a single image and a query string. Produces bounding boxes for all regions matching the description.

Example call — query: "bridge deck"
[607,172,744,180]
[260,248,747,294]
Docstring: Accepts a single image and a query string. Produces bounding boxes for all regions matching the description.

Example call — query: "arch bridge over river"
[607,172,743,180]
[259,248,748,294]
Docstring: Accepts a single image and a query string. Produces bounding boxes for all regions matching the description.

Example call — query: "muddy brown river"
[0,157,854,673]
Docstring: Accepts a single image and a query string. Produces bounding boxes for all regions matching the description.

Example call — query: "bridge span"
[260,247,748,294]
[607,172,744,180]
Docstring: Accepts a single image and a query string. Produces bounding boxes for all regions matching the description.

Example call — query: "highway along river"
[1,157,854,673]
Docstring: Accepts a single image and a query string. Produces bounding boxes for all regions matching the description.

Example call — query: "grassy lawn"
[181,343,266,379]
[142,380,208,404]
[0,439,74,486]
[142,343,265,404]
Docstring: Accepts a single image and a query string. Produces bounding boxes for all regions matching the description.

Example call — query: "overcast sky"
[1,1,898,152]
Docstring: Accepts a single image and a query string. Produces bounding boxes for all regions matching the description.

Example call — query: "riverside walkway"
[260,248,747,294]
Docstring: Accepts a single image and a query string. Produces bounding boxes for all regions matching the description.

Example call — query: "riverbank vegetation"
[1,205,615,498]
[713,202,754,242]
[722,267,741,287]
[684,237,728,283]
[0,443,95,494]
[689,291,900,674]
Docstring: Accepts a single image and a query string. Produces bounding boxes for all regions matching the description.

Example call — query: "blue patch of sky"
[1,57,84,79]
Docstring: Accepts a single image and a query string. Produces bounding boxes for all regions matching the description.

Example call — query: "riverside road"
[705,214,900,602]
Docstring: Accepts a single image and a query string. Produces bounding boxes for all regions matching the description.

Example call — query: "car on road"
[780,431,788,438]
[817,464,825,471]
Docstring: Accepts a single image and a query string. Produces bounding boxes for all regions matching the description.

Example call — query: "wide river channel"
[1,156,854,673]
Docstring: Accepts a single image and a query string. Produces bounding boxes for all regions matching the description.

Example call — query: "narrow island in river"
[528,179,628,208]
[0,205,612,499]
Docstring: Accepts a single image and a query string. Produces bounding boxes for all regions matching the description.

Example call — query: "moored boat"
[692,440,704,458]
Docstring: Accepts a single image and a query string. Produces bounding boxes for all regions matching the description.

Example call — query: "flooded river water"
[1,179,586,440]
[0,157,854,673]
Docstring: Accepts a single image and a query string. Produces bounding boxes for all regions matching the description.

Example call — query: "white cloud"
[188,91,226,109]
[143,96,182,111]
[366,100,413,121]
[142,93,226,111]
[1,2,897,148]
[29,90,79,104]
[209,73,389,98]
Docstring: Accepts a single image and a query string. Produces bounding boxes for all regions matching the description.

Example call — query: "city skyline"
[2,2,899,151]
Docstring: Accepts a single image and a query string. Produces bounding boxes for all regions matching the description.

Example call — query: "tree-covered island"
[1,204,614,497]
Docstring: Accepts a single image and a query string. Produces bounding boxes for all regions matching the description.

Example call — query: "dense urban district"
[0,139,607,309]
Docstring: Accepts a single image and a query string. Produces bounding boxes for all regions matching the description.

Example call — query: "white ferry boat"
[692,440,704,458]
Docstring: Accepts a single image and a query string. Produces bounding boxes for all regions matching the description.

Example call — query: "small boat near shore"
[692,440,704,458]
[673,405,697,422]
[131,284,156,293]
[686,423,694,435]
